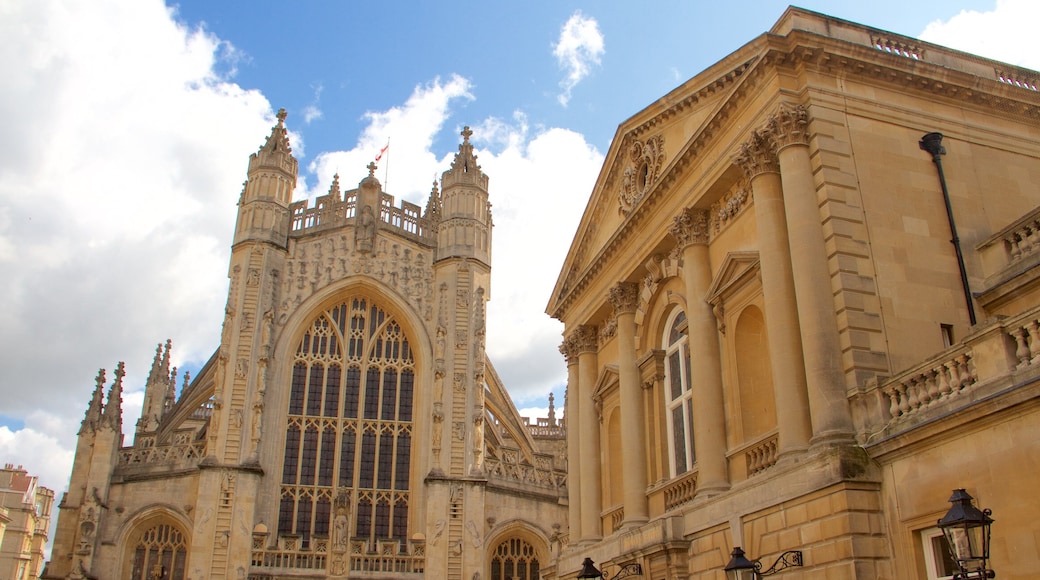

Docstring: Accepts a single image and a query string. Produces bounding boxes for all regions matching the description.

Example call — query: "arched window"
[279,297,415,548]
[129,523,187,580]
[663,309,695,476]
[490,537,540,580]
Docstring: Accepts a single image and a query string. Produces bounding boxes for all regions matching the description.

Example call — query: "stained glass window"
[278,297,414,546]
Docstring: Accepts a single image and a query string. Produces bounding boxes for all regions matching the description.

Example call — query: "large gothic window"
[279,297,415,547]
[490,538,540,580]
[129,523,187,580]
[664,309,695,476]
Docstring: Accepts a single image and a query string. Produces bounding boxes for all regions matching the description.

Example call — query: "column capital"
[569,325,599,354]
[559,337,579,365]
[670,207,711,248]
[735,130,779,180]
[767,103,810,150]
[608,281,641,317]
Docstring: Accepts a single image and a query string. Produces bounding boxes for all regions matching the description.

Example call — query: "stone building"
[548,7,1040,580]
[44,122,568,579]
[0,464,54,580]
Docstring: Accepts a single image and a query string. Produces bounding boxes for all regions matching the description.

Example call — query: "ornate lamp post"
[577,558,643,580]
[937,489,995,579]
[724,547,803,580]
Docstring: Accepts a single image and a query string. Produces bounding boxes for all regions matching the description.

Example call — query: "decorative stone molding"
[670,208,711,249]
[618,135,666,215]
[608,281,640,317]
[709,182,751,234]
[734,129,778,179]
[767,103,810,149]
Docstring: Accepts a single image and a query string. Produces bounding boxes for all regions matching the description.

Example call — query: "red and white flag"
[375,143,388,162]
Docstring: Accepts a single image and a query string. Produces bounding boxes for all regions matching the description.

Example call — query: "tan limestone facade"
[547,7,1040,580]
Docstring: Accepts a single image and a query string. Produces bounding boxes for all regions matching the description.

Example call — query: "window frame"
[662,308,695,477]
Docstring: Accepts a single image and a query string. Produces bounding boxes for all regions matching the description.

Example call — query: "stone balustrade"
[745,434,779,476]
[605,505,625,533]
[854,304,1040,442]
[881,348,976,420]
[661,469,698,511]
[117,441,206,466]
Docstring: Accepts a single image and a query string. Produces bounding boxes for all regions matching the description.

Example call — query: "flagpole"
[383,138,390,190]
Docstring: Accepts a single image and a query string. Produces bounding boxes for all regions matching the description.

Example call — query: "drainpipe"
[919,132,977,326]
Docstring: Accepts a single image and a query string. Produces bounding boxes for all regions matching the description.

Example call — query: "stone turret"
[137,339,174,434]
[232,108,298,248]
[436,126,492,266]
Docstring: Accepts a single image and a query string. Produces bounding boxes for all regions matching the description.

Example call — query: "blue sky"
[1,0,1037,498]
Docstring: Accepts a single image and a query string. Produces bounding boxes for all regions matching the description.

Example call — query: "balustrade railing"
[118,441,206,466]
[746,434,779,476]
[605,505,625,533]
[662,469,698,511]
[882,349,976,420]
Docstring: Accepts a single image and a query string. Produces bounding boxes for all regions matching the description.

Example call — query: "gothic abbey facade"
[44,121,567,579]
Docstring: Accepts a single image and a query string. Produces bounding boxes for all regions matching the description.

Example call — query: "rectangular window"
[381,369,398,420]
[921,527,958,579]
[339,429,356,486]
[359,432,377,488]
[289,363,307,415]
[364,368,381,419]
[344,367,361,418]
[324,365,341,417]
[668,351,683,400]
[307,364,324,415]
[941,324,955,348]
[283,428,301,484]
[671,406,687,474]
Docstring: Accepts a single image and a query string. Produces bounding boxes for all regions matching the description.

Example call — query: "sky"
[1,0,1038,505]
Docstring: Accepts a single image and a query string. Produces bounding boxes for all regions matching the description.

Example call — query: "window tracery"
[278,297,415,548]
[129,523,187,580]
[490,537,540,580]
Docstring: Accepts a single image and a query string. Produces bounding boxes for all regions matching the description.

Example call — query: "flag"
[375,143,388,162]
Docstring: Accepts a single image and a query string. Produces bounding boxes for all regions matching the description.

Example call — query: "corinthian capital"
[571,325,599,354]
[767,103,810,149]
[734,129,778,180]
[608,281,640,317]
[670,208,710,248]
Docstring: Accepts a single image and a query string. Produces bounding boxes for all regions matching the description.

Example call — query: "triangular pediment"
[706,251,761,307]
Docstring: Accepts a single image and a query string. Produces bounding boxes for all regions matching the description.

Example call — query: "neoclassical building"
[548,7,1040,580]
[44,122,568,579]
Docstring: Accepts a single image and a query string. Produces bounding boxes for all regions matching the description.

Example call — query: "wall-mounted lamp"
[577,557,643,580]
[724,547,802,580]
[937,489,995,579]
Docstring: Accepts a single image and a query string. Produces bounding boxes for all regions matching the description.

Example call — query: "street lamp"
[724,547,803,580]
[577,558,643,580]
[937,489,995,579]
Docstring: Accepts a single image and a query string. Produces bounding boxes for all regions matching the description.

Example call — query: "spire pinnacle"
[260,108,293,154]
[81,368,106,433]
[102,362,125,430]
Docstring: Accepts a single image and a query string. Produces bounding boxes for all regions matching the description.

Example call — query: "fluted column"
[736,131,813,456]
[561,336,583,542]
[575,325,603,541]
[609,282,649,526]
[670,208,729,495]
[768,104,855,445]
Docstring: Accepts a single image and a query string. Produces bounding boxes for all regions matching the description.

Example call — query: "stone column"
[561,336,583,543]
[768,104,855,445]
[736,131,813,456]
[670,208,729,495]
[609,282,649,526]
[575,325,603,541]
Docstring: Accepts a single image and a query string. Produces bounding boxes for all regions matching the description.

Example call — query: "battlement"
[289,189,434,246]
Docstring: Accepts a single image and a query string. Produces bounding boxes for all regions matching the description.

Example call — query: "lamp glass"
[937,489,992,575]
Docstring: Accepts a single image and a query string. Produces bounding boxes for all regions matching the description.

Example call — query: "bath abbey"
[45,7,1040,580]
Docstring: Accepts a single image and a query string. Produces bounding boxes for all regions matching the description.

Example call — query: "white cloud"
[307,75,475,203]
[474,120,603,401]
[919,0,1040,70]
[553,11,605,107]
[0,0,274,494]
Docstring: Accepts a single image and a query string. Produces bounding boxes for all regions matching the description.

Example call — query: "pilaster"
[608,281,649,526]
[561,336,583,543]
[767,104,855,446]
[670,208,730,495]
[736,131,813,457]
[575,325,603,541]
